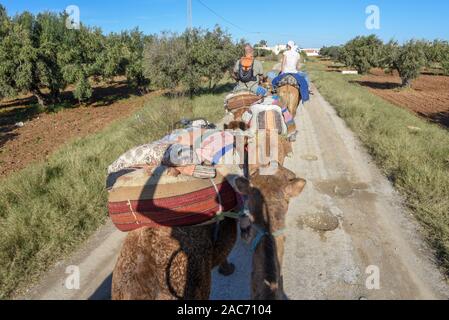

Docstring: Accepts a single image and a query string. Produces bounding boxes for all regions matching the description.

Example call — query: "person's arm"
[296,58,302,71]
[231,60,239,80]
[257,60,264,77]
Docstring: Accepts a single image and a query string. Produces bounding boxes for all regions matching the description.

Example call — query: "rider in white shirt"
[281,41,300,74]
[278,40,311,89]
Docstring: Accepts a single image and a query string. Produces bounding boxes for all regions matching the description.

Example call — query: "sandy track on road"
[22,85,449,300]
[282,85,448,299]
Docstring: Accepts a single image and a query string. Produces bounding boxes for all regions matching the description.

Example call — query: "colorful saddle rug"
[108,166,239,232]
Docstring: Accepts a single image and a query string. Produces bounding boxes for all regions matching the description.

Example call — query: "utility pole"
[187,0,192,31]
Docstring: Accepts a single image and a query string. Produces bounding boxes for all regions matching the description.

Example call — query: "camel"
[111,166,305,300]
[277,84,301,118]
[236,166,306,299]
[224,121,293,168]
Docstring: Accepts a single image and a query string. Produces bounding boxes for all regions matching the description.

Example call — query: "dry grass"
[0,90,227,299]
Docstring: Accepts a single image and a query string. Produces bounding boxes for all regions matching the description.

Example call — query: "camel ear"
[234,177,252,195]
[284,178,306,198]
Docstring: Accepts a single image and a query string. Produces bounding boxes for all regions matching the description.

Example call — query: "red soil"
[358,69,449,128]
[0,84,159,177]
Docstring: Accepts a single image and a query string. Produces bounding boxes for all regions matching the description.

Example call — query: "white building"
[300,48,320,57]
[256,45,321,57]
[255,44,287,55]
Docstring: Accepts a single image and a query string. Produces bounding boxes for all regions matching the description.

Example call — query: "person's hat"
[287,40,295,48]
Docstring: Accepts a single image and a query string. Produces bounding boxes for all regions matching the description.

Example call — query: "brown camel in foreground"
[111,166,305,300]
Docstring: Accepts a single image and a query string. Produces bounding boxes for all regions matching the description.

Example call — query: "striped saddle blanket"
[108,166,239,232]
[241,96,296,136]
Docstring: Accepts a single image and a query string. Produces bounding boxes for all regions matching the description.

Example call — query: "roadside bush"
[440,45,449,76]
[143,32,188,90]
[255,48,272,57]
[0,11,64,106]
[383,40,426,87]
[143,27,242,95]
[442,61,449,76]
[339,35,384,74]
[422,39,449,69]
[320,46,342,60]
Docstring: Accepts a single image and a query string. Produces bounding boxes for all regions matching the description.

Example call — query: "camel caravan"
[106,42,309,300]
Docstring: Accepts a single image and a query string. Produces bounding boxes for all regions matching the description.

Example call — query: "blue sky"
[2,0,449,47]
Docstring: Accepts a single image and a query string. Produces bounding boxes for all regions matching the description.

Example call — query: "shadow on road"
[88,236,254,301]
[89,274,113,300]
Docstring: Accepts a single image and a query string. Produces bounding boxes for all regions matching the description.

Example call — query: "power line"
[196,0,260,34]
[195,0,297,39]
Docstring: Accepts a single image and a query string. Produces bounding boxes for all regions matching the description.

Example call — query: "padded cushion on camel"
[225,92,261,111]
[108,166,238,232]
[257,110,284,135]
[277,74,299,88]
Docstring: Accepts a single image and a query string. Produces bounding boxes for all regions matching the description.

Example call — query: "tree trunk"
[32,89,47,107]
[50,89,61,104]
[401,77,412,88]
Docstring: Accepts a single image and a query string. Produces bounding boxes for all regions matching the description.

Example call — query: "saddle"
[224,92,262,112]
[108,166,239,232]
[277,74,299,89]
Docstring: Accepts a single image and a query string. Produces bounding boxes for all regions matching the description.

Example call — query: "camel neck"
[253,229,282,300]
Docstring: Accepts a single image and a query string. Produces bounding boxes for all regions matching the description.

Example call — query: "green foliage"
[383,40,426,87]
[339,35,384,74]
[254,48,272,57]
[0,9,152,105]
[255,40,271,57]
[189,26,239,90]
[442,51,449,76]
[299,50,308,62]
[319,46,342,60]
[421,39,449,68]
[0,7,240,104]
[336,35,449,87]
[143,32,188,90]
[257,39,268,47]
[0,18,37,99]
[143,26,242,94]
[427,40,449,75]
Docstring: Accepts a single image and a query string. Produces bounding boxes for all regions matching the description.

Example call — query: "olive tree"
[143,32,188,90]
[383,40,426,87]
[320,46,342,60]
[189,26,237,90]
[0,11,66,106]
[58,25,104,102]
[143,27,241,95]
[0,16,43,104]
[339,35,383,73]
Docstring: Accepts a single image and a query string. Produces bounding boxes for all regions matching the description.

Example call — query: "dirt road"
[22,85,449,300]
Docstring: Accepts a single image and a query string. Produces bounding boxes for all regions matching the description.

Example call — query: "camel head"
[234,165,306,299]
[235,165,306,233]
